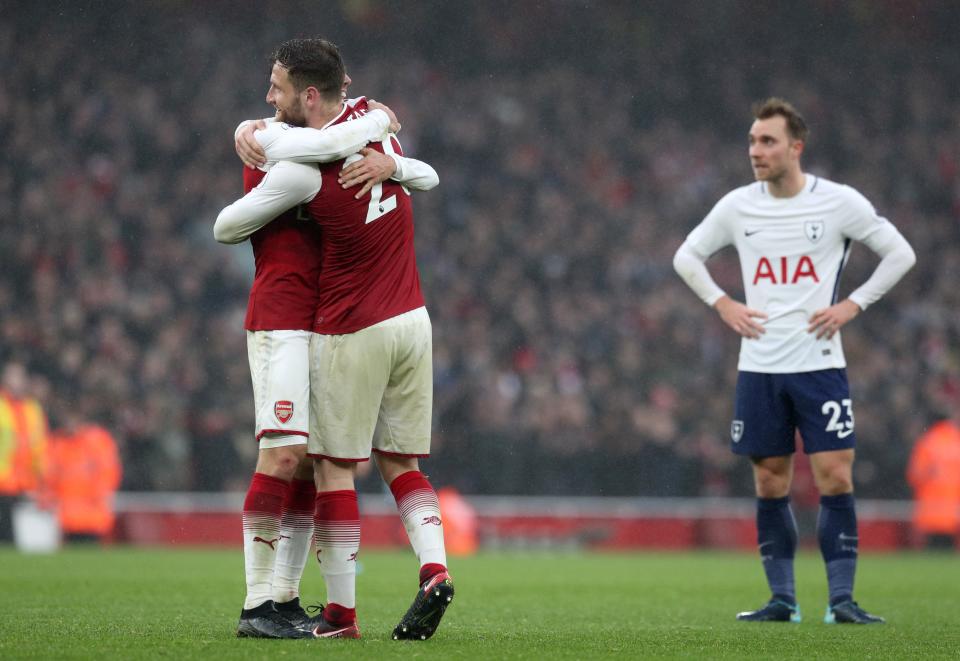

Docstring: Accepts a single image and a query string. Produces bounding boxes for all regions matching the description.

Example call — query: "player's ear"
[791,139,805,159]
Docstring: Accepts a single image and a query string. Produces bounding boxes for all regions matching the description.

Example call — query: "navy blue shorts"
[730,369,856,457]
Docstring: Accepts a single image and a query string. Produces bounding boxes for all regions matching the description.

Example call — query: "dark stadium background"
[2,0,958,511]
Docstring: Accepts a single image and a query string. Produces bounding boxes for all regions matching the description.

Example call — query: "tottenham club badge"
[274,400,294,423]
[804,220,825,243]
[731,420,744,443]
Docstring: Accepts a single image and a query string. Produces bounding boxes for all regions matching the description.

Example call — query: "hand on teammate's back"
[368,99,401,133]
[235,119,268,169]
[338,148,398,199]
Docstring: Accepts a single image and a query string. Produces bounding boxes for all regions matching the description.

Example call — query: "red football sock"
[273,478,317,603]
[242,472,288,609]
[314,490,361,610]
[390,471,448,582]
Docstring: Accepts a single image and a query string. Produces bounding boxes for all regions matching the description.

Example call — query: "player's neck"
[308,101,346,130]
[766,170,807,199]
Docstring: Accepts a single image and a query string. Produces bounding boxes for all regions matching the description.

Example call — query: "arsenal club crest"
[731,420,744,443]
[804,220,825,243]
[274,400,294,423]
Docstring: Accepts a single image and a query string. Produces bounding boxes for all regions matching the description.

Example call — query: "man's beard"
[277,98,307,127]
[753,163,785,183]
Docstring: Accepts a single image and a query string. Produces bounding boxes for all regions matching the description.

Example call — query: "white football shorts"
[246,329,311,449]
[308,306,432,461]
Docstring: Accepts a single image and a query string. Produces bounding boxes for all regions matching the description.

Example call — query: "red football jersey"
[307,100,425,334]
[242,167,322,331]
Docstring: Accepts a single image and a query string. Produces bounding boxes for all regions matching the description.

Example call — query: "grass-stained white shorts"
[308,307,432,461]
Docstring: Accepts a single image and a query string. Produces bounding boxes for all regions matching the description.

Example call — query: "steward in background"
[0,361,50,543]
[907,416,960,551]
[47,412,122,543]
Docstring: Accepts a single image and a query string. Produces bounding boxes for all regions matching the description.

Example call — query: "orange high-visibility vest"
[438,487,478,556]
[0,392,49,495]
[907,420,960,535]
[47,425,122,535]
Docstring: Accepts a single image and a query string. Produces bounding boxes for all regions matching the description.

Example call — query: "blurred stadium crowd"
[2,1,958,498]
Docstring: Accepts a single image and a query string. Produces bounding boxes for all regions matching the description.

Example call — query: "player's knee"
[292,456,314,481]
[256,445,304,479]
[814,463,853,494]
[375,454,419,484]
[753,469,790,498]
[755,479,789,498]
[819,471,853,495]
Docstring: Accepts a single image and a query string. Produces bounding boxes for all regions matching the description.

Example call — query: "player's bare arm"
[714,295,768,339]
[808,299,861,340]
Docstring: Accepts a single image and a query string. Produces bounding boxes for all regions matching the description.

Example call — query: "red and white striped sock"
[389,471,448,584]
[314,490,360,621]
[272,478,316,604]
[242,472,288,609]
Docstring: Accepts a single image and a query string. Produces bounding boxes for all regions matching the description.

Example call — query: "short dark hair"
[752,97,808,142]
[271,38,345,101]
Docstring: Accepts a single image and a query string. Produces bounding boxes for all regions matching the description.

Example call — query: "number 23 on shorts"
[822,398,854,438]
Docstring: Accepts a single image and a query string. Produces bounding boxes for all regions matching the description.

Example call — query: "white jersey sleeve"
[837,187,917,310]
[378,132,439,191]
[255,109,391,163]
[213,161,321,244]
[673,191,738,306]
[388,152,439,191]
[235,116,277,141]
[685,191,738,257]
[673,242,725,307]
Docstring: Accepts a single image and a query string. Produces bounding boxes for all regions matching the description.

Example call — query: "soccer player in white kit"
[674,98,916,624]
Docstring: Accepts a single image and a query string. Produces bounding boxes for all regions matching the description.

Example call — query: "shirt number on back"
[364,180,396,224]
[342,138,403,225]
[822,399,854,439]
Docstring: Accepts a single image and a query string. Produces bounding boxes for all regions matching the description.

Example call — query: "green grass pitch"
[1,547,958,659]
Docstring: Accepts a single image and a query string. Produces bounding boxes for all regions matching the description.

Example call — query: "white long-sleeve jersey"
[215,99,438,243]
[674,175,916,373]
